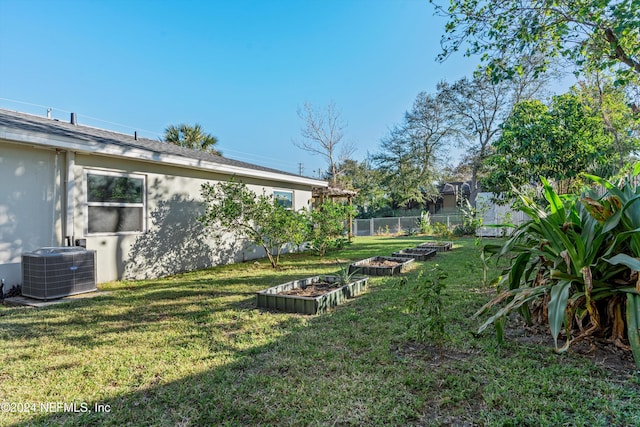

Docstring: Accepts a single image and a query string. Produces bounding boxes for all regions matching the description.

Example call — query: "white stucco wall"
[0,142,316,286]
[72,154,314,283]
[0,142,63,286]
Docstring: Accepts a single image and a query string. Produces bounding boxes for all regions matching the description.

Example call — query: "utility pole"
[298,162,304,176]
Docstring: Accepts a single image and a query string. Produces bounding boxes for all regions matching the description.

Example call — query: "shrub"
[406,266,449,351]
[200,180,305,268]
[418,211,433,234]
[477,168,640,367]
[432,222,453,239]
[309,200,355,256]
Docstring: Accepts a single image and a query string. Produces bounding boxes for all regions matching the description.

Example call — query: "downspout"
[51,150,60,246]
[65,150,75,246]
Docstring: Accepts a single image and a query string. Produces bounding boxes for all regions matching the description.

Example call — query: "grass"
[1,236,640,426]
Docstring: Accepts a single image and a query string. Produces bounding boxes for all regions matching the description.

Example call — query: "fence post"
[397,217,401,233]
[370,218,374,236]
[447,215,450,228]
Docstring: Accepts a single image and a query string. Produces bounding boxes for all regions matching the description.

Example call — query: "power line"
[0,97,314,175]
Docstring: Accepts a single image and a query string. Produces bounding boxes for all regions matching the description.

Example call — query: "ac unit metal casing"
[22,247,97,300]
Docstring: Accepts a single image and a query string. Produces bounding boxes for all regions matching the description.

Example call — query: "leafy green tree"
[372,92,452,208]
[200,180,302,268]
[432,0,640,84]
[336,159,389,217]
[164,123,221,155]
[436,70,545,205]
[572,74,640,171]
[483,93,615,195]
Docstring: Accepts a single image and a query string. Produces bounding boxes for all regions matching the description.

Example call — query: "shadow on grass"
[5,237,480,426]
[9,274,423,426]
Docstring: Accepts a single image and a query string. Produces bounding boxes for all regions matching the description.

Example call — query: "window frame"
[84,169,146,235]
[273,189,294,210]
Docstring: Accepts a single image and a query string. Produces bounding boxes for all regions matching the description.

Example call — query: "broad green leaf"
[541,176,564,218]
[602,208,622,233]
[626,293,640,369]
[604,254,640,271]
[548,281,571,350]
[494,316,505,345]
[583,173,625,199]
[509,252,531,290]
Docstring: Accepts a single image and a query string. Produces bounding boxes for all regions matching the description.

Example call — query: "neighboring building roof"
[437,181,473,196]
[0,108,327,187]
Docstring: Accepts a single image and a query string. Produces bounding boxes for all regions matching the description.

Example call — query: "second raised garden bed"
[391,248,437,261]
[349,256,414,276]
[256,275,369,315]
[417,240,453,252]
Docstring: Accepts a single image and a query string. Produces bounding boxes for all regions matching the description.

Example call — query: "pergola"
[312,186,358,241]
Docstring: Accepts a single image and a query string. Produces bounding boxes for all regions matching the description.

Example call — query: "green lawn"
[1,236,640,426]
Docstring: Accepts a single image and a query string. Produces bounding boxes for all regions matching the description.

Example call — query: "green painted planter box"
[256,275,369,315]
[417,241,453,252]
[349,256,414,276]
[391,248,437,261]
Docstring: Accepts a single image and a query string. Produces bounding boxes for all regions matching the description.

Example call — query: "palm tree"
[163,123,221,155]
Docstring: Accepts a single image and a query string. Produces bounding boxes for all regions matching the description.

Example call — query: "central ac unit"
[22,247,97,300]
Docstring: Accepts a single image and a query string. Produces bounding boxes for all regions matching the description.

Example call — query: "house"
[0,109,327,285]
[424,181,472,214]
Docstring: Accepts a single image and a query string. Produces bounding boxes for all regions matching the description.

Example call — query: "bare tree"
[438,60,552,205]
[294,101,355,187]
[372,92,456,208]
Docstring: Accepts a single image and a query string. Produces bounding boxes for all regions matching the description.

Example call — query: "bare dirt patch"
[505,321,637,377]
[362,259,401,267]
[277,282,342,298]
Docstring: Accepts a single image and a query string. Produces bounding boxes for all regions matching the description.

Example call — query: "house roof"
[0,108,327,187]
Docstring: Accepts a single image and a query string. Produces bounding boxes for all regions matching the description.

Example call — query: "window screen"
[86,172,145,233]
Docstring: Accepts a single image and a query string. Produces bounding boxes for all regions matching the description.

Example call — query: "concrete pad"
[3,291,110,308]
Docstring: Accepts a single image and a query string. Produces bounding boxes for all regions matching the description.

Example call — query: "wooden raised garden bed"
[391,248,437,261]
[417,240,453,252]
[349,256,414,276]
[256,275,368,315]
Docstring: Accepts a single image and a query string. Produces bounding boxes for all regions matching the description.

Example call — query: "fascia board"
[0,126,328,188]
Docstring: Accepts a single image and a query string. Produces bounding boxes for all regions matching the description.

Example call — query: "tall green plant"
[200,180,305,268]
[406,266,449,352]
[477,170,640,367]
[309,200,355,256]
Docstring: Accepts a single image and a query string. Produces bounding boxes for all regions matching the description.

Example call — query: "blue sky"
[0,0,484,177]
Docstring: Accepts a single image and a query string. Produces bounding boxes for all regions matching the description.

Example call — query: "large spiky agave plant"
[477,165,640,367]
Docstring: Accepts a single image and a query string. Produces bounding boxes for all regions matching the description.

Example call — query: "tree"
[308,200,355,256]
[164,123,221,155]
[483,93,616,195]
[294,101,355,187]
[432,0,640,84]
[336,158,388,217]
[200,180,303,268]
[436,74,534,206]
[572,73,640,171]
[372,92,453,208]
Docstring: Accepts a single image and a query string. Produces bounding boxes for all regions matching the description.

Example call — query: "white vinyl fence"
[352,214,463,237]
[476,192,528,237]
[352,193,528,238]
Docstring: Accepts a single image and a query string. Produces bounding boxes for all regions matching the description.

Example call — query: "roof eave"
[0,125,328,188]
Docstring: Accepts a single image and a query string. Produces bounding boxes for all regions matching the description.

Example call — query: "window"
[85,171,145,234]
[273,190,293,209]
